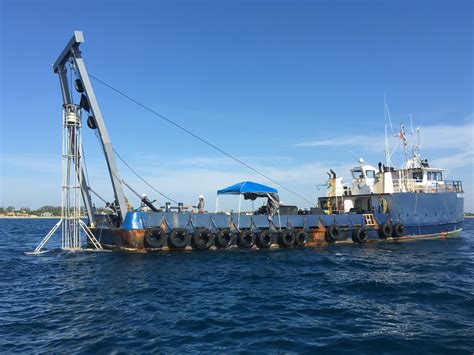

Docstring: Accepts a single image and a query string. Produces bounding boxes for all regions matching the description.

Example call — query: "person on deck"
[197,195,205,213]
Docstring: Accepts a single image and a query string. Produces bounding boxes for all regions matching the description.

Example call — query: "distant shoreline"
[0,216,61,219]
[1,215,474,219]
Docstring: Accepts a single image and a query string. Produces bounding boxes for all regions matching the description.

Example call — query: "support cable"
[92,130,179,205]
[89,187,108,205]
[113,149,179,204]
[89,74,314,205]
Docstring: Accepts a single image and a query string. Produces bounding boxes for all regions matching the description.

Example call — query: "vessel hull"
[89,192,464,252]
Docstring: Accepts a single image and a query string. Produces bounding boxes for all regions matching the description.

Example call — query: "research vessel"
[33,32,464,253]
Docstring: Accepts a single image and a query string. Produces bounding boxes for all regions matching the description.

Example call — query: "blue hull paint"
[108,192,463,240]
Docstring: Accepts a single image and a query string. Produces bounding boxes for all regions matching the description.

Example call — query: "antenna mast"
[384,93,392,167]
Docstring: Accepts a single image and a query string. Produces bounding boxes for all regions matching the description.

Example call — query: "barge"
[36,31,464,253]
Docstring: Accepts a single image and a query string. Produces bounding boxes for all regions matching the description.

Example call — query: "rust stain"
[91,224,460,253]
[306,220,327,247]
[122,229,146,251]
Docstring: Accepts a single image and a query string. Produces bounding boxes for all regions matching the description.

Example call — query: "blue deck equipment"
[217,181,279,228]
[217,181,278,196]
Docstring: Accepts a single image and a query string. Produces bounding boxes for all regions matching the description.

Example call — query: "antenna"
[416,126,421,149]
[384,93,394,167]
[384,93,389,166]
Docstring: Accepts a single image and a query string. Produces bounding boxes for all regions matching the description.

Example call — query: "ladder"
[363,214,376,226]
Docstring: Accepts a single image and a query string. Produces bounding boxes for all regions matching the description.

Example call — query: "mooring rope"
[89,74,314,205]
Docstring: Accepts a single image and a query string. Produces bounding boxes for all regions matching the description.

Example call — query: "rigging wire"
[113,148,179,204]
[89,74,314,205]
[89,187,108,205]
[92,129,179,204]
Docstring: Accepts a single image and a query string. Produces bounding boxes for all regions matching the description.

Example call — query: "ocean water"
[0,218,473,354]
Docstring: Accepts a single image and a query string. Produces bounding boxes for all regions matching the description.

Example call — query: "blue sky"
[1,0,473,211]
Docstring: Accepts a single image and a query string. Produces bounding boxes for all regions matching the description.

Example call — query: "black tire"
[352,227,368,244]
[215,230,235,248]
[325,224,340,242]
[144,228,166,248]
[378,223,393,239]
[238,230,255,248]
[168,228,190,250]
[278,230,295,248]
[294,230,308,247]
[191,228,214,250]
[256,230,273,249]
[392,223,404,238]
[87,116,97,129]
[74,78,84,93]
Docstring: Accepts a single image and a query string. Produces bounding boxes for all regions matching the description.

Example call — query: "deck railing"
[393,179,463,193]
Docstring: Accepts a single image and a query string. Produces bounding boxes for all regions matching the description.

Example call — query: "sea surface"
[0,218,473,354]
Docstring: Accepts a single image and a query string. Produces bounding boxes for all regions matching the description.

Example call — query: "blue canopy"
[217,181,278,195]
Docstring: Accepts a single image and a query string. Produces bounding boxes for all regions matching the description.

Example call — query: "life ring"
[168,228,190,250]
[256,230,273,249]
[238,230,255,248]
[392,223,404,238]
[294,230,308,247]
[325,224,340,242]
[278,230,295,248]
[378,223,393,239]
[144,228,166,248]
[215,230,235,248]
[352,227,368,244]
[191,228,214,250]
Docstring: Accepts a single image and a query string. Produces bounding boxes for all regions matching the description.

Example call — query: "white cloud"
[295,135,384,150]
[295,120,474,170]
[2,118,473,211]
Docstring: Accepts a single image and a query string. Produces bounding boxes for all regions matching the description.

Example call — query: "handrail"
[393,179,463,193]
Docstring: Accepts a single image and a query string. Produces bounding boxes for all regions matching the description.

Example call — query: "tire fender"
[168,228,190,250]
[352,227,368,244]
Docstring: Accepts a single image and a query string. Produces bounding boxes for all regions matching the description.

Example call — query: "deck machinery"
[34,32,465,253]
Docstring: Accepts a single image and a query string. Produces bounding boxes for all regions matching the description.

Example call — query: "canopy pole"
[215,195,219,213]
[238,193,242,229]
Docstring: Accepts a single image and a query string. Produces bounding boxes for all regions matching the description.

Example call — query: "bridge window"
[428,172,443,181]
[365,170,375,178]
[412,171,423,182]
[352,169,364,179]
